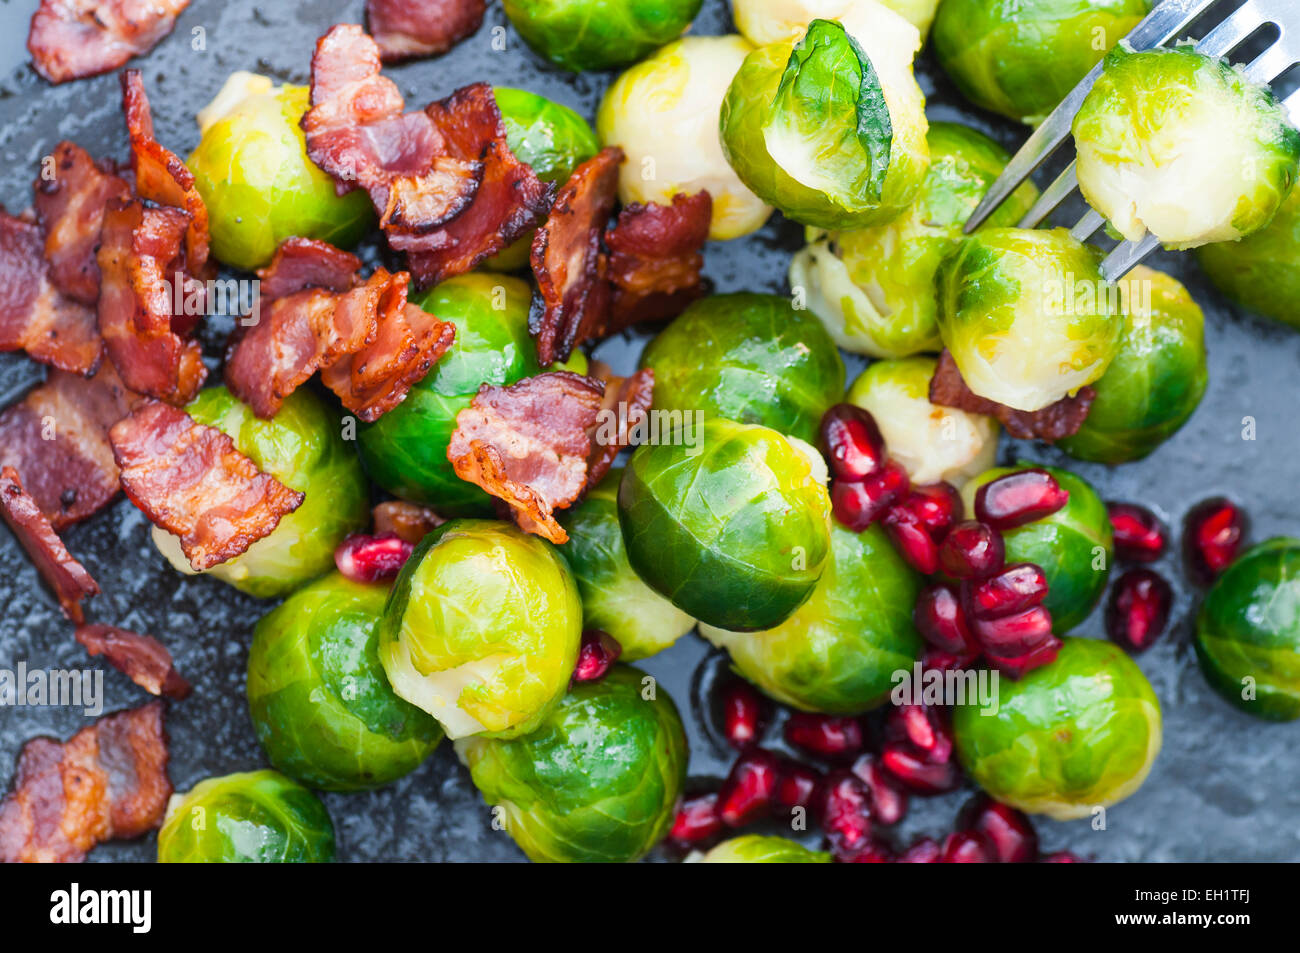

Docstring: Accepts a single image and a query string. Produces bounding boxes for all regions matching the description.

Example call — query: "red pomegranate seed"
[971,604,1054,657]
[334,533,414,583]
[938,520,1005,580]
[914,583,977,654]
[921,647,979,672]
[897,837,942,863]
[820,404,886,481]
[831,460,910,531]
[941,831,996,863]
[1040,851,1085,863]
[886,704,953,764]
[1106,568,1172,653]
[784,712,865,760]
[880,743,961,794]
[984,634,1062,679]
[669,793,723,846]
[957,795,1038,863]
[882,502,939,574]
[720,680,767,749]
[820,770,873,855]
[572,629,622,682]
[773,758,823,814]
[1107,502,1167,563]
[837,838,896,863]
[717,748,781,827]
[850,754,909,826]
[975,469,1069,530]
[908,482,963,541]
[966,563,1049,621]
[1184,497,1249,585]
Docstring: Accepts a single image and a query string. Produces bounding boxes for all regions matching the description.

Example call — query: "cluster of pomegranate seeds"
[880,703,961,794]
[821,771,884,861]
[851,754,909,825]
[821,405,913,532]
[721,680,768,749]
[940,831,996,862]
[784,712,865,759]
[572,629,622,683]
[1106,569,1173,653]
[1184,497,1249,586]
[335,532,415,582]
[1107,502,1167,563]
[974,468,1070,530]
[957,794,1038,862]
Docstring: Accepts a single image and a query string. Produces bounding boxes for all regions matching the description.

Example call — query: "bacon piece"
[606,192,711,326]
[373,500,444,543]
[27,1,190,85]
[256,237,362,299]
[368,0,486,61]
[0,701,170,863]
[448,372,604,543]
[0,467,100,622]
[75,624,191,700]
[586,366,654,488]
[929,349,1096,442]
[110,401,305,571]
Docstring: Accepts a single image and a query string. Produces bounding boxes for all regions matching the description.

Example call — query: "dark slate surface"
[0,0,1296,863]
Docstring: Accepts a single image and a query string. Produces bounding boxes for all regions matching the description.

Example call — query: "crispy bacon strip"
[606,192,711,326]
[0,467,99,622]
[587,366,654,488]
[368,0,486,61]
[76,624,191,700]
[0,701,170,863]
[373,500,444,543]
[110,401,305,571]
[27,0,190,85]
[256,237,361,299]
[929,349,1096,442]
[448,372,604,544]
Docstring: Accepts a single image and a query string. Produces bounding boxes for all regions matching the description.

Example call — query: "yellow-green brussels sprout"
[953,637,1162,819]
[845,357,999,486]
[720,16,930,230]
[597,36,772,241]
[247,573,444,791]
[503,0,702,72]
[378,520,582,740]
[701,523,922,713]
[790,122,1039,358]
[156,770,336,863]
[936,227,1123,412]
[188,74,374,271]
[1074,45,1300,249]
[639,293,844,445]
[619,417,832,632]
[1058,266,1207,464]
[457,665,687,862]
[152,386,369,598]
[933,0,1152,125]
[731,0,929,50]
[1195,184,1300,330]
[698,834,832,862]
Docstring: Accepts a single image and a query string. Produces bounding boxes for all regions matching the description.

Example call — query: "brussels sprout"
[618,417,832,632]
[1195,538,1300,722]
[639,293,845,445]
[845,357,999,486]
[953,637,1162,820]
[936,227,1124,412]
[1058,266,1207,464]
[457,665,687,862]
[933,0,1152,125]
[502,0,702,72]
[188,76,374,271]
[545,349,589,376]
[1073,45,1300,249]
[247,573,444,791]
[357,274,539,513]
[1195,184,1300,330]
[790,122,1039,358]
[720,16,930,230]
[961,464,1112,633]
[698,834,832,863]
[700,523,922,713]
[877,0,941,38]
[152,386,369,598]
[156,770,336,863]
[378,519,582,740]
[558,470,695,660]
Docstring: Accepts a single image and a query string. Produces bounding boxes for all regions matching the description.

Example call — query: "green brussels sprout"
[790,122,1039,358]
[933,0,1152,125]
[845,356,999,486]
[953,636,1162,820]
[502,0,702,72]
[1058,266,1208,464]
[597,35,773,241]
[545,349,589,376]
[936,227,1124,412]
[698,834,832,863]
[378,519,582,740]
[558,469,695,661]
[961,464,1112,633]
[151,386,368,598]
[720,16,930,231]
[456,665,687,862]
[156,770,336,863]
[1195,538,1300,722]
[247,573,444,791]
[356,274,539,513]
[188,75,374,271]
[700,523,922,713]
[618,417,832,632]
[1073,44,1300,249]
[1195,183,1300,330]
[639,292,845,445]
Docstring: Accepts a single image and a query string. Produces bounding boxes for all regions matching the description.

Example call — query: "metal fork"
[964,0,1300,281]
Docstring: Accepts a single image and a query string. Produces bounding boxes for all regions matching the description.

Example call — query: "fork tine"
[1070,209,1107,244]
[1196,0,1270,58]
[1245,43,1298,86]
[1017,162,1078,228]
[1288,89,1300,123]
[1100,234,1161,282]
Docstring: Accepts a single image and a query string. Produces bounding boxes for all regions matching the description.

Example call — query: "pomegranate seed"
[914,583,977,654]
[720,680,767,749]
[941,831,996,863]
[850,754,909,826]
[1106,568,1172,653]
[773,758,823,814]
[921,647,979,672]
[938,520,1005,579]
[882,502,939,574]
[908,482,963,541]
[1184,497,1249,585]
[880,743,961,794]
[1107,502,1167,563]
[975,469,1069,530]
[669,793,723,846]
[820,770,873,855]
[1040,851,1085,863]
[966,563,1049,621]
[837,838,895,863]
[572,629,622,682]
[784,713,865,760]
[971,604,1054,657]
[897,837,942,863]
[717,748,781,827]
[886,704,954,764]
[820,404,886,481]
[984,634,1062,679]
[334,533,413,582]
[831,460,910,531]
[957,795,1038,863]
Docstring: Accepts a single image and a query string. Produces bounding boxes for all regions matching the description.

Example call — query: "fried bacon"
[373,500,445,543]
[606,191,711,326]
[448,372,605,544]
[76,624,191,700]
[587,366,654,488]
[368,0,486,61]
[110,401,305,571]
[256,236,362,299]
[929,349,1096,442]
[27,0,190,85]
[0,701,170,863]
